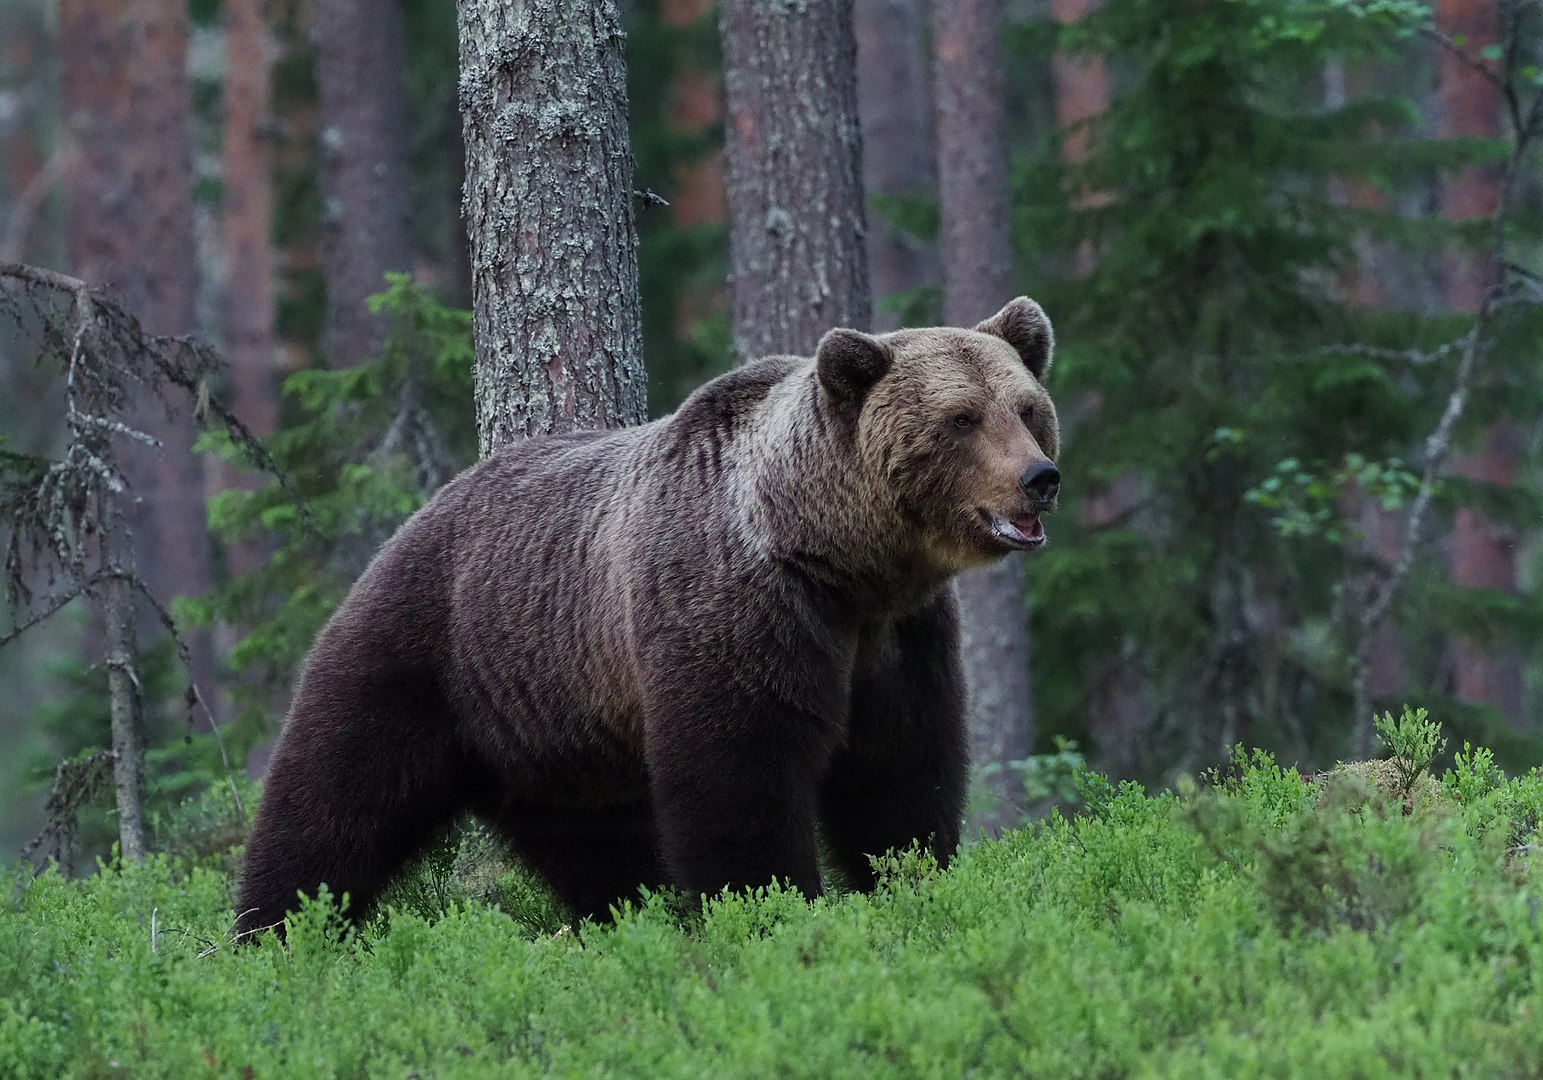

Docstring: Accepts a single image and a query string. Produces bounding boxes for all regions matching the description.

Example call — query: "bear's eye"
[951,413,977,431]
[1020,407,1035,427]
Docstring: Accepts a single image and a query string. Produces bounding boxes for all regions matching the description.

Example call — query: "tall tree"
[59,0,216,856]
[1046,0,1147,774]
[933,0,1032,825]
[1323,58,1408,718]
[458,0,647,451]
[718,0,870,360]
[854,0,936,330]
[1436,0,1523,729]
[1,2,57,265]
[660,0,727,236]
[313,0,414,368]
[224,0,279,444]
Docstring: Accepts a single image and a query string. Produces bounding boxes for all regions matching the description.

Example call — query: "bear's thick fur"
[236,297,1060,935]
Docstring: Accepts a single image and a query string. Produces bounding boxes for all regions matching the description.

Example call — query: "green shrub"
[6,723,1543,1077]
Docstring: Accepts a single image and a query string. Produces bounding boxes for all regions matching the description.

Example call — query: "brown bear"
[235,297,1060,936]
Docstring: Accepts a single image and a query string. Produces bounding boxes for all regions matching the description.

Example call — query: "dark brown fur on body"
[236,298,1060,935]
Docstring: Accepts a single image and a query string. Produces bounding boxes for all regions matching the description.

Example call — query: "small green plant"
[1009,736,1088,808]
[1444,741,1504,805]
[1373,705,1446,798]
[374,828,465,927]
[1245,453,1421,544]
[11,723,1543,1077]
[187,274,476,734]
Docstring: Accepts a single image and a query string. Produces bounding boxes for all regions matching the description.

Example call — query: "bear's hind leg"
[235,682,474,940]
[486,799,667,923]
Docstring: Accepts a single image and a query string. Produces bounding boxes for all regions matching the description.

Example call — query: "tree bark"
[268,0,322,375]
[223,0,279,443]
[1323,61,1408,720]
[218,0,281,636]
[1,4,51,264]
[1435,0,1522,729]
[458,0,646,453]
[719,0,870,360]
[854,0,936,330]
[661,0,727,234]
[933,0,1032,829]
[1050,0,1110,277]
[660,0,729,342]
[103,572,147,861]
[313,0,414,368]
[61,0,219,754]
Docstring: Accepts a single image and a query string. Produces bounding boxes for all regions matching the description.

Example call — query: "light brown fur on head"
[824,297,1061,573]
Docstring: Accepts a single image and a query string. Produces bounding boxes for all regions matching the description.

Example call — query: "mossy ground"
[5,742,1543,1079]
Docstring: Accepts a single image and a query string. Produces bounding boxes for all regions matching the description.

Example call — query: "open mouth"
[982,510,1047,550]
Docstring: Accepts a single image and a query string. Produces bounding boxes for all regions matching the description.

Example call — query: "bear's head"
[817,297,1060,571]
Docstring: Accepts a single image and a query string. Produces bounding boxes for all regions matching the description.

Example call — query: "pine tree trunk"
[719,0,870,360]
[458,0,647,453]
[933,0,1032,829]
[61,0,217,843]
[0,4,52,264]
[103,571,147,861]
[1050,0,1110,277]
[271,0,322,375]
[660,0,728,340]
[223,0,279,444]
[1436,0,1522,728]
[1324,60,1408,722]
[855,0,936,330]
[313,0,414,369]
[661,0,726,233]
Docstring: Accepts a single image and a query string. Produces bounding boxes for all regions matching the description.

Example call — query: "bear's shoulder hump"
[673,354,806,432]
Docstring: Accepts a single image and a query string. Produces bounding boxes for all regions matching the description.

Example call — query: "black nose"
[1020,461,1060,502]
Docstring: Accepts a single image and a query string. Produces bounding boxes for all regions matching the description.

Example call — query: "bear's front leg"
[643,680,837,902]
[819,592,969,891]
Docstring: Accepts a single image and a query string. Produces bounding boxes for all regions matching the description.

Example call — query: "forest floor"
[5,722,1543,1079]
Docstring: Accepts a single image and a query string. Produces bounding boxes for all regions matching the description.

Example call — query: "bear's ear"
[816,328,892,403]
[975,297,1054,381]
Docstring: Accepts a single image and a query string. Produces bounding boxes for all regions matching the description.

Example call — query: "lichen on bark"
[719,0,871,360]
[458,0,646,453]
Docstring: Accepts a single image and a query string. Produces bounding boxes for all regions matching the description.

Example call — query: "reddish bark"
[1049,0,1109,170]
[1324,59,1407,706]
[312,0,413,368]
[1435,0,1522,728]
[1050,0,1109,277]
[1048,0,1150,768]
[222,0,280,588]
[60,0,218,707]
[269,0,321,375]
[223,0,278,441]
[660,0,728,338]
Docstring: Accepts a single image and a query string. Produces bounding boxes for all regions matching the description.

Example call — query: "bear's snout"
[1019,461,1060,505]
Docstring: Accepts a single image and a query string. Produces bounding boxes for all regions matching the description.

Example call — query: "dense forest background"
[1,0,1540,864]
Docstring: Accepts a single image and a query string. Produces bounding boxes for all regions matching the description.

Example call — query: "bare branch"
[20,750,114,872]
[1311,339,1467,367]
[1418,26,1505,98]
[117,569,246,820]
[0,569,111,648]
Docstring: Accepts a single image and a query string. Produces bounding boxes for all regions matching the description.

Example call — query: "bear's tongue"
[1006,514,1045,544]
